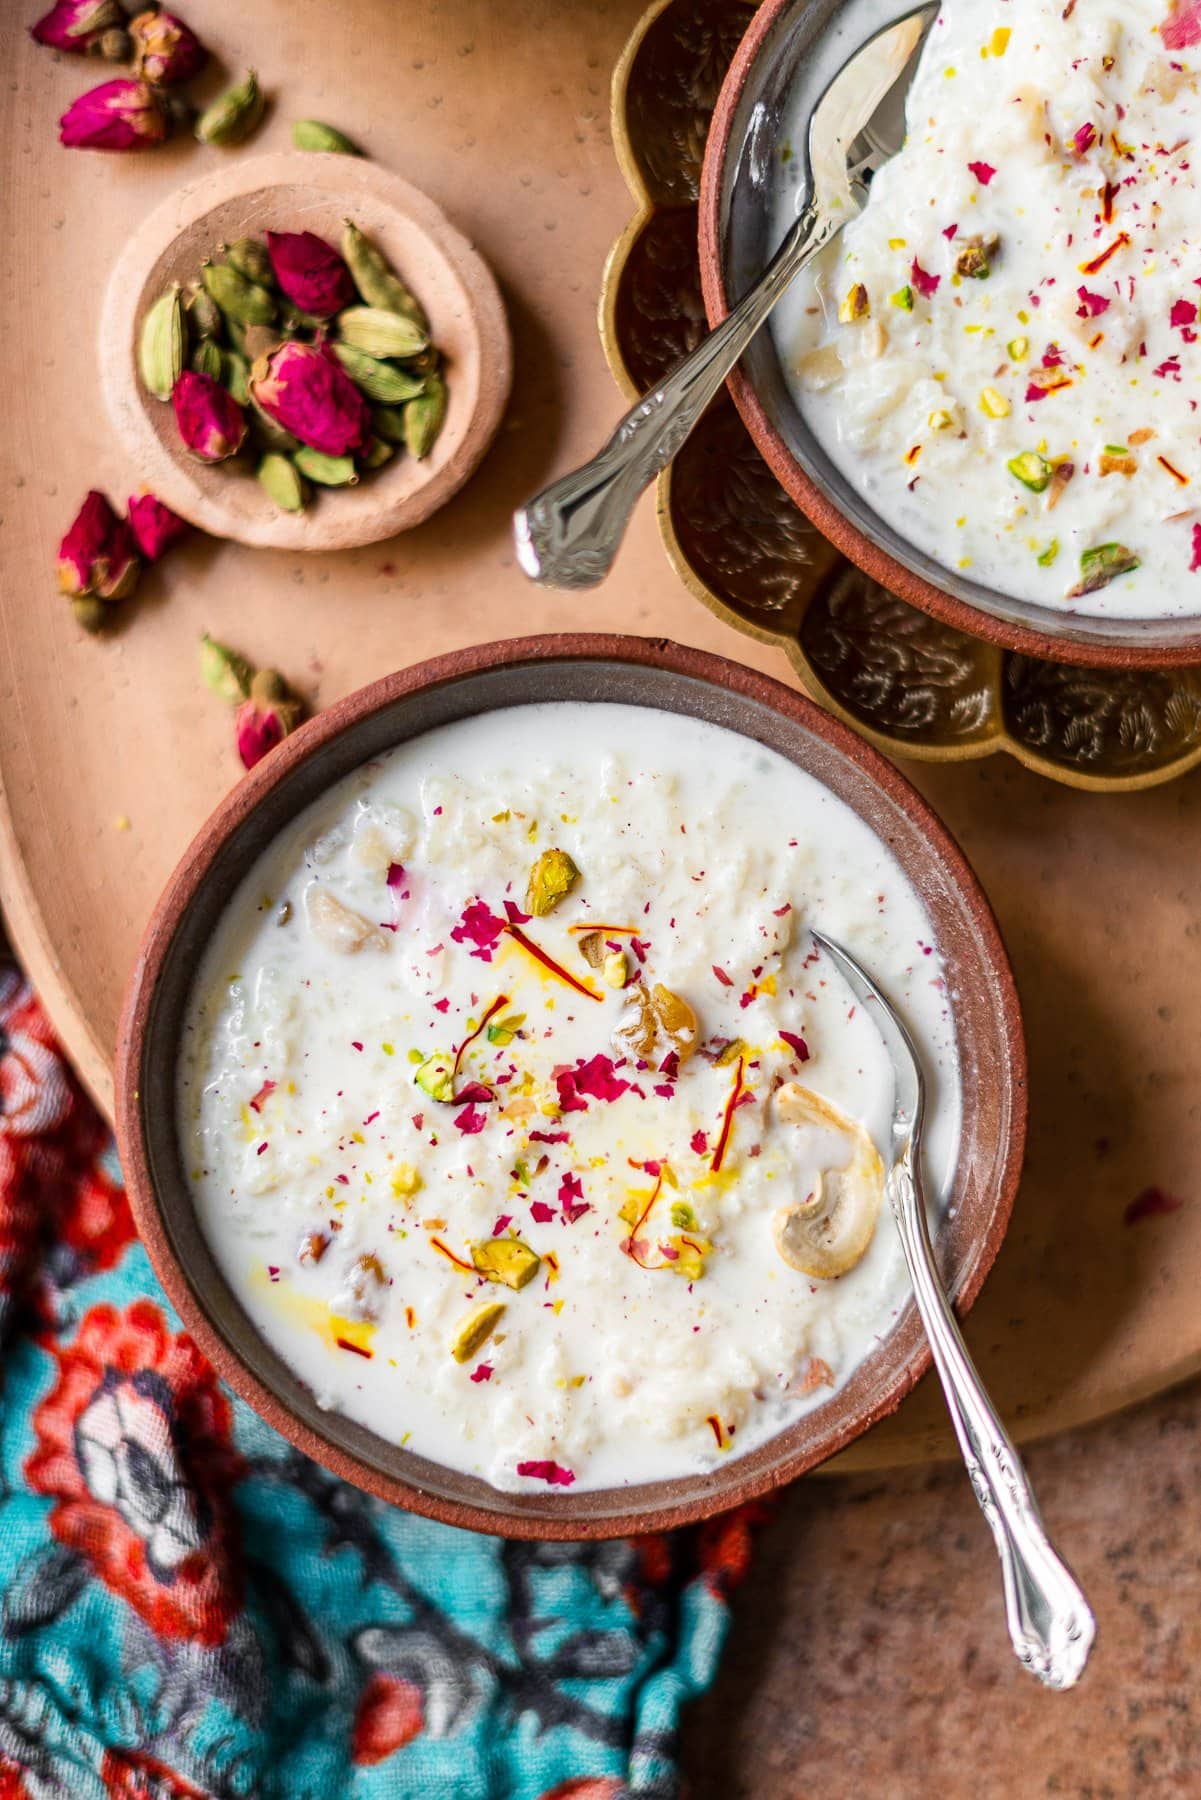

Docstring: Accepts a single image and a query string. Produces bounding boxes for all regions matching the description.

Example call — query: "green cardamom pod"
[223,236,274,288]
[404,372,447,460]
[360,436,395,471]
[341,221,428,331]
[199,632,254,703]
[72,596,109,635]
[248,400,301,455]
[293,447,359,487]
[370,403,415,445]
[337,305,428,361]
[223,350,251,406]
[138,285,186,402]
[281,308,327,334]
[202,261,277,327]
[195,70,264,147]
[292,119,361,155]
[331,342,425,405]
[257,453,310,513]
[184,282,224,340]
[190,337,224,380]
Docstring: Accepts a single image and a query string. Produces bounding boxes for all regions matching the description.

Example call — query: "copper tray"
[602,0,1201,792]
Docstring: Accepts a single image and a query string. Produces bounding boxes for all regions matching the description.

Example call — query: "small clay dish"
[100,151,511,551]
[700,0,1201,670]
[115,634,1026,1539]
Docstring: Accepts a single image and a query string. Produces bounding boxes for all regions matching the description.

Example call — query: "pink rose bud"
[265,230,355,317]
[235,670,304,770]
[32,0,124,53]
[59,79,169,151]
[126,492,191,561]
[129,9,206,85]
[57,490,141,602]
[173,370,248,462]
[249,340,371,456]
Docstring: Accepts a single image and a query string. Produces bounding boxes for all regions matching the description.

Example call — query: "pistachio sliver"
[526,847,580,916]
[1007,450,1053,493]
[414,1052,455,1102]
[451,1300,506,1364]
[470,1238,540,1290]
[1067,541,1140,597]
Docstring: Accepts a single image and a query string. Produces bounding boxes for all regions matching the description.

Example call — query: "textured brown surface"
[115,635,1025,1535]
[685,1372,1201,1797]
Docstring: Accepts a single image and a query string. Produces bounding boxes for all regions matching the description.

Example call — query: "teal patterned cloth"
[0,964,759,1799]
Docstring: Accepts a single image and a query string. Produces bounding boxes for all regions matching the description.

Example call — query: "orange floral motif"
[26,1300,245,1646]
[351,1672,425,1765]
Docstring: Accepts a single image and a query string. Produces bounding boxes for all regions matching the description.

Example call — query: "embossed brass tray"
[602,0,1201,791]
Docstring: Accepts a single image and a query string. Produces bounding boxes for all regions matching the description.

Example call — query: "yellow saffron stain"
[252,1266,377,1356]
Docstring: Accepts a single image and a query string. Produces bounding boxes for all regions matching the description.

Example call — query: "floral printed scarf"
[0,963,760,1799]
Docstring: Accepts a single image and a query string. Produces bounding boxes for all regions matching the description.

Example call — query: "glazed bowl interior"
[117,636,1025,1539]
[701,0,1201,668]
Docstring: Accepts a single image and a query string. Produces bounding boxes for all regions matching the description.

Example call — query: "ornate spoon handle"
[513,199,837,588]
[890,1157,1096,1689]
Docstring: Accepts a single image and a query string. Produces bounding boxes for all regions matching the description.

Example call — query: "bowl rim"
[99,149,512,552]
[115,632,1027,1538]
[698,0,1201,672]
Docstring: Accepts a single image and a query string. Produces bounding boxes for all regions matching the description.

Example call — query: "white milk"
[774,0,1201,619]
[178,703,960,1493]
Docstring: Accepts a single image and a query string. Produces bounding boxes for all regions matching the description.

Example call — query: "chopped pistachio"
[955,233,998,278]
[526,847,580,916]
[451,1300,506,1364]
[577,930,606,969]
[979,386,1011,418]
[1007,450,1054,492]
[1007,336,1029,361]
[470,1238,541,1290]
[670,1201,699,1231]
[837,282,870,323]
[1036,539,1059,566]
[667,1235,711,1280]
[602,950,628,989]
[927,408,955,430]
[1068,542,1140,597]
[889,285,914,311]
[715,1037,746,1068]
[414,1052,455,1102]
[390,1163,422,1201]
[486,1011,526,1046]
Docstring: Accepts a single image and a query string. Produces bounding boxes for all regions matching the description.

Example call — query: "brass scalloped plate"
[601,0,1201,793]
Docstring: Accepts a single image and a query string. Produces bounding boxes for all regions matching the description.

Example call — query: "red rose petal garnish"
[491,1214,512,1236]
[516,1459,575,1486]
[1190,524,1201,572]
[967,160,995,185]
[470,1363,493,1383]
[450,900,508,962]
[529,1129,570,1144]
[529,1200,556,1223]
[779,1031,810,1062]
[1071,122,1096,156]
[1075,286,1110,318]
[1162,0,1201,50]
[503,900,531,925]
[1171,298,1198,331]
[910,258,940,298]
[452,1104,488,1135]
[690,1129,708,1155]
[712,965,734,987]
[556,1054,631,1113]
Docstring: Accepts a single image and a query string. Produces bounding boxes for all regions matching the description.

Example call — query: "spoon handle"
[890,1157,1096,1690]
[513,198,837,588]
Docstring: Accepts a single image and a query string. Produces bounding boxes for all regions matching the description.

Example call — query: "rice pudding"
[178,702,959,1493]
[775,0,1201,619]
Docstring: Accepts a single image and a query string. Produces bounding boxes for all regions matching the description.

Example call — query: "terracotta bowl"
[699,0,1201,671]
[100,151,511,551]
[115,634,1026,1539]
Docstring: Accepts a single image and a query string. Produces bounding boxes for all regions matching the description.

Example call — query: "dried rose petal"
[31,0,123,52]
[450,900,508,962]
[129,9,207,85]
[910,257,940,299]
[56,490,140,601]
[1075,286,1109,318]
[1162,0,1201,49]
[555,1055,630,1113]
[126,492,190,561]
[173,370,247,462]
[967,160,995,185]
[516,1459,575,1487]
[248,341,370,457]
[59,79,169,151]
[1190,524,1201,573]
[265,230,356,318]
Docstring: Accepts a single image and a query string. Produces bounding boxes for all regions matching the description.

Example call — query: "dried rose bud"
[31,0,125,54]
[129,9,206,86]
[172,369,247,462]
[126,492,190,561]
[235,669,304,770]
[248,340,371,456]
[264,230,355,318]
[57,490,140,602]
[59,79,169,151]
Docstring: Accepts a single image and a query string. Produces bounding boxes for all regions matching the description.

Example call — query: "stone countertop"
[684,1376,1201,1797]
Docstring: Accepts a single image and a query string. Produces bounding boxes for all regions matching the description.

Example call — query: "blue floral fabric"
[0,964,759,1800]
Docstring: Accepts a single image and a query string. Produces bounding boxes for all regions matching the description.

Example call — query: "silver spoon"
[513,2,938,588]
[811,929,1096,1691]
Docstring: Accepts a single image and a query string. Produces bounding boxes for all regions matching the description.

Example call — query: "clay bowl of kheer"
[115,634,1025,1539]
[700,0,1201,669]
[101,151,511,551]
